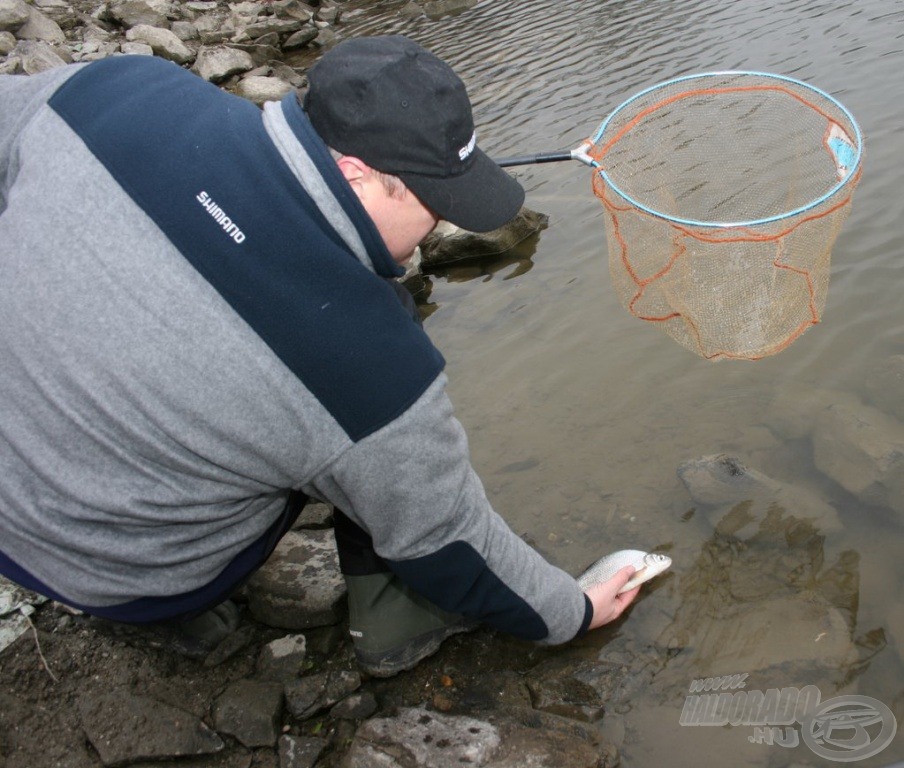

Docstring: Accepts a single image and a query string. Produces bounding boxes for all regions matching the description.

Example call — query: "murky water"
[323,1,903,764]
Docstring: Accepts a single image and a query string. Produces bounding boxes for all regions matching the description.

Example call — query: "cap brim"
[398,148,525,233]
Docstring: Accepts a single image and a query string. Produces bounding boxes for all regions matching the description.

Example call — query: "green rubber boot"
[345,572,475,677]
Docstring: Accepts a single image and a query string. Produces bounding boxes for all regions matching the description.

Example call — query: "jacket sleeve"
[304,373,593,645]
[0,66,83,214]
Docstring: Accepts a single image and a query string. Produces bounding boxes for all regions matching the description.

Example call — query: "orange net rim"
[588,71,863,229]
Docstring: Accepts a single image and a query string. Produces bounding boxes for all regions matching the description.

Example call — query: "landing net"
[588,71,863,360]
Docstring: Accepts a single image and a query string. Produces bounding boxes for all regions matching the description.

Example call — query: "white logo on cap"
[458,131,477,162]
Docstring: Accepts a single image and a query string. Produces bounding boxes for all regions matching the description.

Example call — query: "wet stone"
[78,689,224,766]
[453,669,533,712]
[677,453,843,536]
[526,669,605,723]
[314,4,340,24]
[813,398,904,513]
[213,679,284,748]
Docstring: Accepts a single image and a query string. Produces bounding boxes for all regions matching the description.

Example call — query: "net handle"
[494,141,596,168]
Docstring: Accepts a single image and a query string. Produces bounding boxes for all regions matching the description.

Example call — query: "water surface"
[320,2,904,764]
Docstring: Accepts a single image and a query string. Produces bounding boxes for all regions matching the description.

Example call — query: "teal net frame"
[587,71,863,360]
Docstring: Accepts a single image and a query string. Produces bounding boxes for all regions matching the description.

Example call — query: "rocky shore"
[0,500,629,768]
[0,0,480,87]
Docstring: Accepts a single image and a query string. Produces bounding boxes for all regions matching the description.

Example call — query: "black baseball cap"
[303,35,525,233]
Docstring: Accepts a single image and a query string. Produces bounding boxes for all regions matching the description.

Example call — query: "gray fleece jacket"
[0,56,591,643]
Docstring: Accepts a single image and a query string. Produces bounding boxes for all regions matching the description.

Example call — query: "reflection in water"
[414,232,543,318]
[657,503,862,686]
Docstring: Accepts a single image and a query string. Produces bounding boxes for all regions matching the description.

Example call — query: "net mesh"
[588,72,862,360]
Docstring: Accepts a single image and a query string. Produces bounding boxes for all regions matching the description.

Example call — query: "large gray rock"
[246,528,346,630]
[0,0,29,33]
[764,385,859,441]
[14,6,64,43]
[13,39,68,73]
[193,44,254,83]
[126,23,193,63]
[813,398,904,513]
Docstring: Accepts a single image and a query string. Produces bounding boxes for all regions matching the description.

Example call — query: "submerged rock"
[655,496,860,689]
[677,453,843,535]
[813,398,904,514]
[865,353,904,421]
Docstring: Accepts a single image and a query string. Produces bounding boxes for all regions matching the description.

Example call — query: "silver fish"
[577,550,672,594]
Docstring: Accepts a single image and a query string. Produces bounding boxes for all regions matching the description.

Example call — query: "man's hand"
[585,565,640,630]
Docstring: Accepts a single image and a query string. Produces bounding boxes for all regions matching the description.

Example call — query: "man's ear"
[335,155,370,189]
